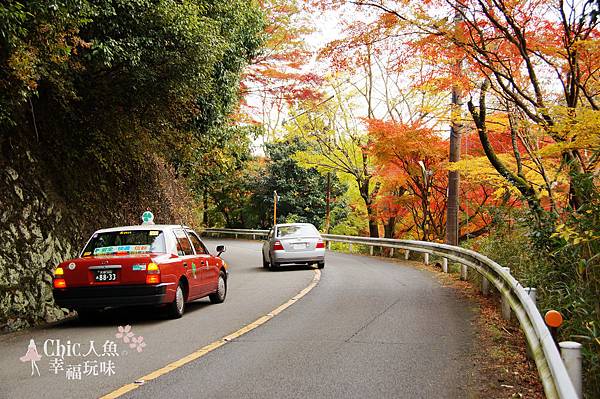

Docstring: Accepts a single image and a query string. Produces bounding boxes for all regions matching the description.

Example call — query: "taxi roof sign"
[141,211,155,225]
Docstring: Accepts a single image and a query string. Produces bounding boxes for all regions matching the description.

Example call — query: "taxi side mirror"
[216,245,226,256]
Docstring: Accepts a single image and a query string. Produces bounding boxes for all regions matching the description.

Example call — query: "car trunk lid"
[279,236,319,252]
[59,254,159,287]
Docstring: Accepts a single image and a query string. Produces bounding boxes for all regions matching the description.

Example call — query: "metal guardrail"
[202,228,579,399]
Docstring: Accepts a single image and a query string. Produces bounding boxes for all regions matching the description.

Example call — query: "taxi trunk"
[60,254,155,287]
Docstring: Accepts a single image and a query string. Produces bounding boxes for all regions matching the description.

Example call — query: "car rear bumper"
[53,283,170,309]
[272,249,325,264]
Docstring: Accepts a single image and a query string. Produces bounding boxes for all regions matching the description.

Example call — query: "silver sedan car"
[262,223,325,269]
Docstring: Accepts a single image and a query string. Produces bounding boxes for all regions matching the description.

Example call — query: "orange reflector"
[53,278,67,289]
[146,274,160,284]
[545,310,563,328]
[54,267,64,277]
[147,262,159,272]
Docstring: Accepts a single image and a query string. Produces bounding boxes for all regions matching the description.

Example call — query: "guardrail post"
[252,234,256,240]
[349,243,353,252]
[235,233,238,239]
[369,246,373,256]
[481,278,489,296]
[559,341,583,398]
[460,265,468,280]
[442,258,448,273]
[327,241,331,250]
[501,267,511,320]
[424,253,429,265]
[405,250,410,260]
[390,248,394,257]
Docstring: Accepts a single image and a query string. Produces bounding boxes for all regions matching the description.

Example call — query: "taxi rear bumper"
[53,283,169,309]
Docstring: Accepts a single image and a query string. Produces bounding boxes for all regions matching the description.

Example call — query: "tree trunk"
[358,178,379,238]
[384,216,396,238]
[367,207,379,238]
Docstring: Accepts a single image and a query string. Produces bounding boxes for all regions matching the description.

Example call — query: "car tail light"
[53,278,67,289]
[273,240,284,251]
[316,240,325,249]
[146,262,161,284]
[53,267,67,288]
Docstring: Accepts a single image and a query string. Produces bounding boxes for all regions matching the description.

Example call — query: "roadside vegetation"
[1,0,598,396]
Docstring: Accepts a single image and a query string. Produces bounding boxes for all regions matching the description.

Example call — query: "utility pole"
[418,161,429,241]
[325,173,331,233]
[446,5,464,247]
[273,190,278,226]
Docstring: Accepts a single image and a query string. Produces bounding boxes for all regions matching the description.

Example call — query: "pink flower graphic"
[129,336,146,353]
[115,325,134,343]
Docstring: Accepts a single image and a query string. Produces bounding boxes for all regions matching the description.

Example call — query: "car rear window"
[82,230,166,256]
[277,225,319,238]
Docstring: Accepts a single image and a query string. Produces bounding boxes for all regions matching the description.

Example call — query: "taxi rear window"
[82,230,166,256]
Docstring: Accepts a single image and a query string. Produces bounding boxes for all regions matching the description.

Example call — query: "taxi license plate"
[293,243,307,250]
[94,269,118,282]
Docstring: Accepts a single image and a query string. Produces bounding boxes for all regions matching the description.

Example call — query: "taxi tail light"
[53,278,67,289]
[273,241,284,251]
[316,240,325,249]
[53,267,67,288]
[146,262,161,284]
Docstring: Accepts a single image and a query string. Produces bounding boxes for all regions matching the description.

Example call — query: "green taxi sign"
[141,211,155,225]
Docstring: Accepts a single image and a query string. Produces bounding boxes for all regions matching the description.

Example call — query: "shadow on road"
[54,299,213,329]
[266,265,317,272]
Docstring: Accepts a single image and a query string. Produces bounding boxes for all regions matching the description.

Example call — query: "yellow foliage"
[542,107,600,156]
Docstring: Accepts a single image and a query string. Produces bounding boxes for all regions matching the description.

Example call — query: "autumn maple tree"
[240,0,322,139]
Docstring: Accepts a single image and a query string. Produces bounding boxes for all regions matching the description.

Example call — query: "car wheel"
[317,261,325,269]
[262,255,269,268]
[270,261,278,270]
[209,271,227,304]
[167,282,185,319]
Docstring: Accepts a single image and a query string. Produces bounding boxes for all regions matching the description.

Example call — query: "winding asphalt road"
[0,239,475,398]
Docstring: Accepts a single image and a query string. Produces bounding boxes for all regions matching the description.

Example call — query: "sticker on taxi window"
[93,245,151,255]
[83,252,92,257]
[119,231,132,235]
[149,231,159,236]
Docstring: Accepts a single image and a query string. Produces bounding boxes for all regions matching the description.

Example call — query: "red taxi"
[52,214,228,319]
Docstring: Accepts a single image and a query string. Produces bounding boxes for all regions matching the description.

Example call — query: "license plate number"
[293,243,307,250]
[94,270,118,282]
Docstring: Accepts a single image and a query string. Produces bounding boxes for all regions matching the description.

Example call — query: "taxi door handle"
[183,263,188,268]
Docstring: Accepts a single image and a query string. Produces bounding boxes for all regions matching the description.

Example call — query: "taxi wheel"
[167,282,185,319]
[262,255,269,268]
[317,261,325,269]
[209,271,227,304]
[270,261,279,270]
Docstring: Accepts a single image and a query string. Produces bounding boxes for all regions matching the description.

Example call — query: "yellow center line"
[99,269,321,399]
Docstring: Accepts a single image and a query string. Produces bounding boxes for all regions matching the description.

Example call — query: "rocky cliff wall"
[1,148,78,331]
[0,138,198,332]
